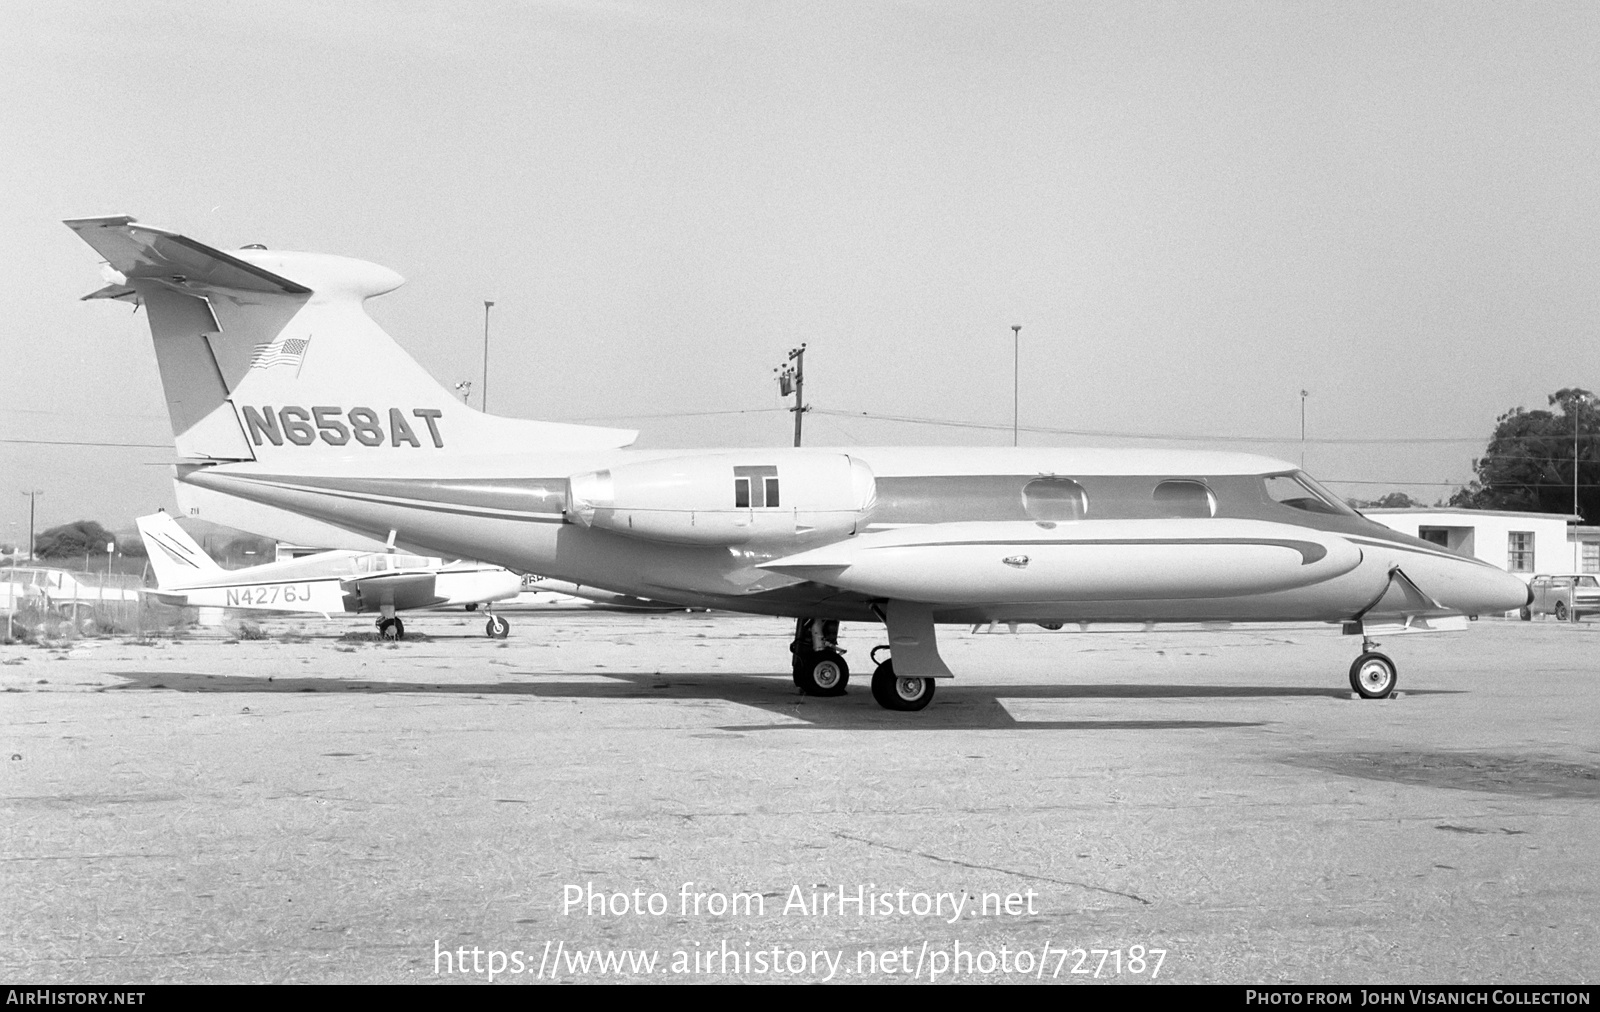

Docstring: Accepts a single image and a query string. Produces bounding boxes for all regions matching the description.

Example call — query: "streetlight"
[481,300,495,413]
[1011,325,1021,447]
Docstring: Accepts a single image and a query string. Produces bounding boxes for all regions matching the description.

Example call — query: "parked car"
[1520,574,1600,622]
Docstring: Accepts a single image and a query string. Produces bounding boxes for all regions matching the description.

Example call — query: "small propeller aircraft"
[71,216,1532,709]
[136,511,522,639]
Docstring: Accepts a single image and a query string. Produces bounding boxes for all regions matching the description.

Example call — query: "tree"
[34,520,118,560]
[1347,491,1424,510]
[203,531,276,569]
[1451,388,1598,520]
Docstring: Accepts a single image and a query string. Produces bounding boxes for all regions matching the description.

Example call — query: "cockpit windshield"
[1262,471,1357,517]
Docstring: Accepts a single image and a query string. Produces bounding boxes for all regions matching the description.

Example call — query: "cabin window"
[1022,477,1088,522]
[735,477,751,508]
[765,476,780,508]
[1507,531,1533,573]
[1152,480,1215,518]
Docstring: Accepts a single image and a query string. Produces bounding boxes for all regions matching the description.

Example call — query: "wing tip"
[63,214,139,230]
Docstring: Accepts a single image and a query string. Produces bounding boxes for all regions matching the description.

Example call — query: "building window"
[1583,542,1599,574]
[1419,528,1449,548]
[1507,531,1534,573]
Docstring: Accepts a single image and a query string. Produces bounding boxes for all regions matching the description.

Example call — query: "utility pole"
[1011,325,1021,447]
[1575,393,1582,521]
[481,300,495,413]
[775,344,809,447]
[6,522,15,643]
[1300,389,1309,469]
[20,490,41,563]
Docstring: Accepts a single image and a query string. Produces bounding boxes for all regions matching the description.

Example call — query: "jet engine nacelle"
[566,452,876,546]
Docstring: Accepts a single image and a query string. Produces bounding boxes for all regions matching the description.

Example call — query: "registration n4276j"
[225,584,316,607]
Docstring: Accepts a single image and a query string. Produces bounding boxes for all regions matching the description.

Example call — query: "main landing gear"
[867,646,936,712]
[790,618,849,696]
[484,613,510,639]
[376,615,405,641]
[789,611,944,711]
[1349,637,1397,699]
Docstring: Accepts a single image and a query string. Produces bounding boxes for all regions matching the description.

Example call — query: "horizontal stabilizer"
[82,283,140,303]
[63,216,311,297]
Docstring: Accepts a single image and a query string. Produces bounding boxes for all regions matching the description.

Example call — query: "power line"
[1,437,171,449]
[808,408,1494,445]
[567,408,788,422]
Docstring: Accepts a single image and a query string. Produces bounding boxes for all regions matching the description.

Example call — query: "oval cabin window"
[1152,480,1215,518]
[1022,477,1088,522]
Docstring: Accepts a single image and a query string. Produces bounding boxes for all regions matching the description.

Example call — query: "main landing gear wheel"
[485,614,510,639]
[378,617,404,641]
[1349,651,1397,699]
[871,660,936,712]
[795,649,849,696]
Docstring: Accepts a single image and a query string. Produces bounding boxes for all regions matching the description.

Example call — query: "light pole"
[19,490,42,564]
[481,300,495,413]
[1300,390,1309,469]
[1575,393,1583,521]
[1011,325,1021,447]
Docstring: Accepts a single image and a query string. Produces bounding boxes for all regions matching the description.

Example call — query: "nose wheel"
[1349,649,1397,699]
[484,613,510,639]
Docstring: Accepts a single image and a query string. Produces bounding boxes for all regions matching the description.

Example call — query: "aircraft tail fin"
[64,215,637,465]
[136,511,224,589]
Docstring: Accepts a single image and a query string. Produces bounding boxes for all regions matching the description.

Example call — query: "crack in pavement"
[831,831,1151,906]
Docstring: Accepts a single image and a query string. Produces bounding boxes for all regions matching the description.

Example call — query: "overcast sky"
[3,1,1598,540]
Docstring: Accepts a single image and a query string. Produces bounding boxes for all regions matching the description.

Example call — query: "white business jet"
[69,216,1531,710]
[136,511,521,639]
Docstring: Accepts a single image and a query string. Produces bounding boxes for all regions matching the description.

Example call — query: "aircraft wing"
[63,216,310,297]
[1348,566,1471,634]
[139,588,191,607]
[339,571,444,612]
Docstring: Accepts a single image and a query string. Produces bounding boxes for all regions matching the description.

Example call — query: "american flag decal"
[250,335,311,370]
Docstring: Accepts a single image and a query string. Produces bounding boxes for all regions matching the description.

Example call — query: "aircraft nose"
[1400,551,1532,616]
[1462,562,1534,615]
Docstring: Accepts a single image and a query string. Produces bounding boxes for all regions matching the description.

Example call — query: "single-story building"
[1363,507,1581,581]
[1569,525,1600,574]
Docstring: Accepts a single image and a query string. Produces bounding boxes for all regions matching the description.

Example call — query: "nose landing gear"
[1349,637,1397,699]
[484,613,510,639]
